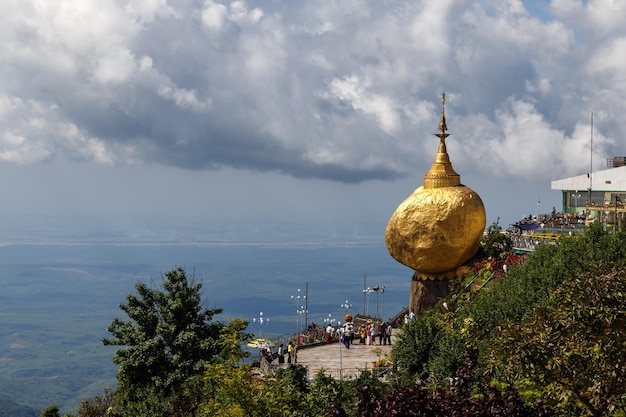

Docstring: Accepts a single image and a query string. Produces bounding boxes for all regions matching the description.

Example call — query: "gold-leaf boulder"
[385,184,486,274]
[386,93,487,278]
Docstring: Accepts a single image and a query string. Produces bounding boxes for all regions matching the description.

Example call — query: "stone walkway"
[283,338,395,380]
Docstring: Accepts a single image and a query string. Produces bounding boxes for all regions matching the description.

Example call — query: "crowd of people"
[257,313,406,370]
[261,340,298,364]
[324,318,393,348]
[509,207,587,233]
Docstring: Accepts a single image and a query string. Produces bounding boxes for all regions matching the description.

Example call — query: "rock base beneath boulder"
[409,273,451,315]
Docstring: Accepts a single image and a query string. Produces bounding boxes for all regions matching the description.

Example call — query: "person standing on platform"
[278,343,285,364]
[346,320,354,345]
[378,322,386,345]
[287,341,294,364]
[325,323,333,344]
[342,321,353,348]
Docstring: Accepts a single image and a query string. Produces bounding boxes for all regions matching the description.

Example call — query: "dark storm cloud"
[1,0,626,181]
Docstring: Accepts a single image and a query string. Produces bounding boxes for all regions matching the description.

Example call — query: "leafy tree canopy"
[390,221,626,416]
[491,266,626,416]
[482,218,512,258]
[102,267,224,410]
[39,405,60,417]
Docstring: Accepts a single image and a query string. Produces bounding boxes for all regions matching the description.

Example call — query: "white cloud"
[0,0,625,185]
[201,0,229,31]
[0,93,135,165]
[202,0,263,31]
[329,75,400,134]
[93,47,137,84]
[157,86,213,112]
[229,1,264,23]
[61,124,116,165]
[409,0,453,57]
[587,0,626,36]
[586,37,626,89]
[125,0,173,23]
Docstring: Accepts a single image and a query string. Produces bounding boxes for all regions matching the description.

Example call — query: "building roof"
[551,165,626,192]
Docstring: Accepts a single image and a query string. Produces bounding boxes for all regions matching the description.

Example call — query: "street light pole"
[363,273,366,315]
[363,287,374,317]
[537,196,541,220]
[338,320,343,381]
[615,195,622,234]
[372,286,380,319]
[252,312,268,338]
[341,300,352,315]
[291,288,306,337]
[305,281,309,331]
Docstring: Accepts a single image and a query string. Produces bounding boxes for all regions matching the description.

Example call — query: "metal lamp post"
[537,196,541,220]
[324,313,336,343]
[291,289,306,336]
[338,320,343,381]
[615,195,622,234]
[363,287,374,317]
[372,286,380,319]
[341,300,352,315]
[252,312,268,338]
[297,306,307,336]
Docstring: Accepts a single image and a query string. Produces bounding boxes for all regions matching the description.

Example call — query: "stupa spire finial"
[423,92,460,188]
[436,92,449,143]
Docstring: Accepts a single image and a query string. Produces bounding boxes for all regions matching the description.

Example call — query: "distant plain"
[0,220,410,414]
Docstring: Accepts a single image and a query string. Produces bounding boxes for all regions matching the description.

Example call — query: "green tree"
[102,267,223,415]
[390,220,626,396]
[175,318,253,417]
[40,405,60,417]
[201,364,307,417]
[76,388,116,417]
[482,218,512,258]
[491,266,626,416]
[216,318,252,365]
[355,348,552,417]
[391,311,441,378]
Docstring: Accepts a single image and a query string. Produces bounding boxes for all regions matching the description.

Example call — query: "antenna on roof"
[589,112,593,206]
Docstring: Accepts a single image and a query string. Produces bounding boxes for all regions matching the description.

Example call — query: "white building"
[551,156,626,229]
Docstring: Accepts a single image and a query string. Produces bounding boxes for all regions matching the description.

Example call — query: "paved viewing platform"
[257,314,405,380]
[263,335,397,380]
[296,339,394,379]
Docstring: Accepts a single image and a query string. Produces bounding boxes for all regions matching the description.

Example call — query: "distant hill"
[0,399,38,417]
[0,242,409,414]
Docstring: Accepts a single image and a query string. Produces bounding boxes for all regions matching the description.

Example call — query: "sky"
[1,0,624,243]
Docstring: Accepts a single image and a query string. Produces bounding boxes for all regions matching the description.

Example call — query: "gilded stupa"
[385,94,486,312]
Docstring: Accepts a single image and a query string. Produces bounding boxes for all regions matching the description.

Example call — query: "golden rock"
[385,185,486,274]
[385,93,486,277]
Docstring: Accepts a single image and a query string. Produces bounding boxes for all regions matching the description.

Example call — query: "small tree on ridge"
[103,267,223,413]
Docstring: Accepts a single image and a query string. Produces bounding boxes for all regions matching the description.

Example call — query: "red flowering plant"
[451,252,527,310]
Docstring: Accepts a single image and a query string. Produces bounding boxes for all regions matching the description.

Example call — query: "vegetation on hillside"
[0,400,38,417]
[100,267,239,416]
[392,221,626,416]
[39,221,626,416]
